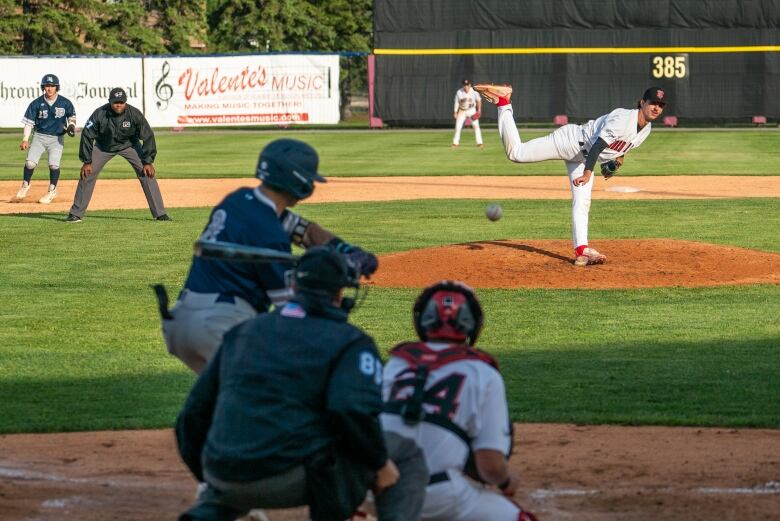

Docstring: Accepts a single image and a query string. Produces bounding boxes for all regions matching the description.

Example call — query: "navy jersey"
[183,187,292,311]
[22,95,76,136]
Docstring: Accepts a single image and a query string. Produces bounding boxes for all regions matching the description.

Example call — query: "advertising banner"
[0,57,142,128]
[143,54,340,126]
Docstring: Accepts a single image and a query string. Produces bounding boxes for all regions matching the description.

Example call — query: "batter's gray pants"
[69,145,167,218]
[179,432,428,521]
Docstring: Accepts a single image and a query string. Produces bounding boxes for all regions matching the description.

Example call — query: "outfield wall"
[373,0,780,125]
[0,54,340,128]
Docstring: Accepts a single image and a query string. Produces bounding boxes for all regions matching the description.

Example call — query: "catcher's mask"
[41,74,60,92]
[294,246,360,313]
[256,139,326,200]
[413,280,483,345]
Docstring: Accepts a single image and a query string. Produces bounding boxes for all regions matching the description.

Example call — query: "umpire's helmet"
[41,74,60,91]
[256,139,326,200]
[413,280,484,345]
[294,246,359,297]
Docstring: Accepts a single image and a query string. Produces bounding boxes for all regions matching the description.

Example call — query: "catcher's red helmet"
[413,280,483,345]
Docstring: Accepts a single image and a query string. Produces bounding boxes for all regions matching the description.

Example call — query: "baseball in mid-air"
[485,203,502,221]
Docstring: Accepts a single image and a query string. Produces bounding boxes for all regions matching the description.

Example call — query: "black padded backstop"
[373,0,780,125]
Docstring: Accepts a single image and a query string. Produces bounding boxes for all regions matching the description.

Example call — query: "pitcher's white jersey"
[580,108,652,162]
[381,342,511,475]
[454,88,480,112]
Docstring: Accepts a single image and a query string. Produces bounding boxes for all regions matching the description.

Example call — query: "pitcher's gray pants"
[69,145,167,218]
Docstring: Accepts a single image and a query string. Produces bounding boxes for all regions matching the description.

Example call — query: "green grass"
[2,129,780,179]
[1,198,778,433]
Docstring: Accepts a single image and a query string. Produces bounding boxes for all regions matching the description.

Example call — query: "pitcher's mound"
[368,239,780,289]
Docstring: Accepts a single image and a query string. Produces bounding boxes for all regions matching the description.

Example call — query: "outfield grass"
[1,129,780,180]
[1,199,778,433]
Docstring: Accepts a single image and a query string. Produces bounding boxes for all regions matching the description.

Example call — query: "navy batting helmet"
[413,280,484,345]
[41,74,60,91]
[256,139,326,200]
[294,245,359,297]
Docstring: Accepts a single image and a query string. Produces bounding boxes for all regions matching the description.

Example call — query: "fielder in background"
[161,138,378,374]
[67,87,170,222]
[381,281,538,521]
[176,246,427,521]
[452,79,483,148]
[475,83,666,266]
[13,74,76,204]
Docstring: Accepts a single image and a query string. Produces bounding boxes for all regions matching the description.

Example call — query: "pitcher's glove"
[66,123,76,137]
[600,159,621,180]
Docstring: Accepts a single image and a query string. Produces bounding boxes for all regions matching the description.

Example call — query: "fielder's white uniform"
[453,88,483,146]
[497,104,652,249]
[381,342,519,521]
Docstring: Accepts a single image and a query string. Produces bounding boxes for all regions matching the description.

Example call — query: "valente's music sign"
[143,54,340,126]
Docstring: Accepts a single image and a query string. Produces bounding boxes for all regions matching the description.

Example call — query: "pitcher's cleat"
[474,83,513,105]
[574,247,607,266]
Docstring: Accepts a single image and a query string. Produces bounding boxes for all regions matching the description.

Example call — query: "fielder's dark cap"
[256,139,326,200]
[643,87,667,105]
[294,246,359,295]
[41,74,59,86]
[462,79,471,86]
[109,88,128,103]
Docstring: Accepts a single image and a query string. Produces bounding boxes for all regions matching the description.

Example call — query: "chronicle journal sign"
[0,57,142,128]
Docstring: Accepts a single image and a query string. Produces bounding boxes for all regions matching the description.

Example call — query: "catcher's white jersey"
[454,88,480,112]
[580,108,652,162]
[381,342,511,475]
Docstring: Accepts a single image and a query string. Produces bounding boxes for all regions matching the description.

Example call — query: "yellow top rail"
[374,46,780,55]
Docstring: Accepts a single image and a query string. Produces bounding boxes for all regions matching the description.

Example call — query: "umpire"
[176,246,428,521]
[67,87,170,222]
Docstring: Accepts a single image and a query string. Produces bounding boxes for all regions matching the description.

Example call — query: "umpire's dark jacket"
[175,298,388,483]
[79,104,157,164]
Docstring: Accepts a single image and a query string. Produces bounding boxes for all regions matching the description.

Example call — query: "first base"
[605,186,642,193]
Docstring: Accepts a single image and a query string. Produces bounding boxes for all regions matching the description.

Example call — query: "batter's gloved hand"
[600,159,621,180]
[329,239,379,277]
[349,248,379,278]
[472,112,481,121]
[66,123,76,137]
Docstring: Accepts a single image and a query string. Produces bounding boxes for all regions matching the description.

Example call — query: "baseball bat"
[193,240,299,264]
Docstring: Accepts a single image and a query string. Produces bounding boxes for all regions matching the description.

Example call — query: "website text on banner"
[143,54,340,126]
[0,57,142,128]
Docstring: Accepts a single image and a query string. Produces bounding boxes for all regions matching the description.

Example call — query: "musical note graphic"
[155,61,173,110]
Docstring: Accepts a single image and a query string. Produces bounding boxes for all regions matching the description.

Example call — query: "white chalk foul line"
[530,488,599,500]
[0,465,179,490]
[696,481,780,495]
[531,481,780,501]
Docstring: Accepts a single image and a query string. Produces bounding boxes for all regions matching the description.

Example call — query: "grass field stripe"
[374,46,780,55]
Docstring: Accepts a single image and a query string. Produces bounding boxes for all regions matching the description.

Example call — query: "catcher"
[381,280,538,521]
[475,83,666,266]
[452,79,483,148]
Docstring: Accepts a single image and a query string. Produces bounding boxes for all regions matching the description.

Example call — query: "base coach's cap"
[643,87,667,105]
[109,87,128,103]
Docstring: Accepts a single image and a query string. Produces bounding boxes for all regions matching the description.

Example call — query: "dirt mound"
[368,239,780,289]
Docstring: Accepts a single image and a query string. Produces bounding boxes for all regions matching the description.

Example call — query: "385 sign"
[651,55,688,79]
